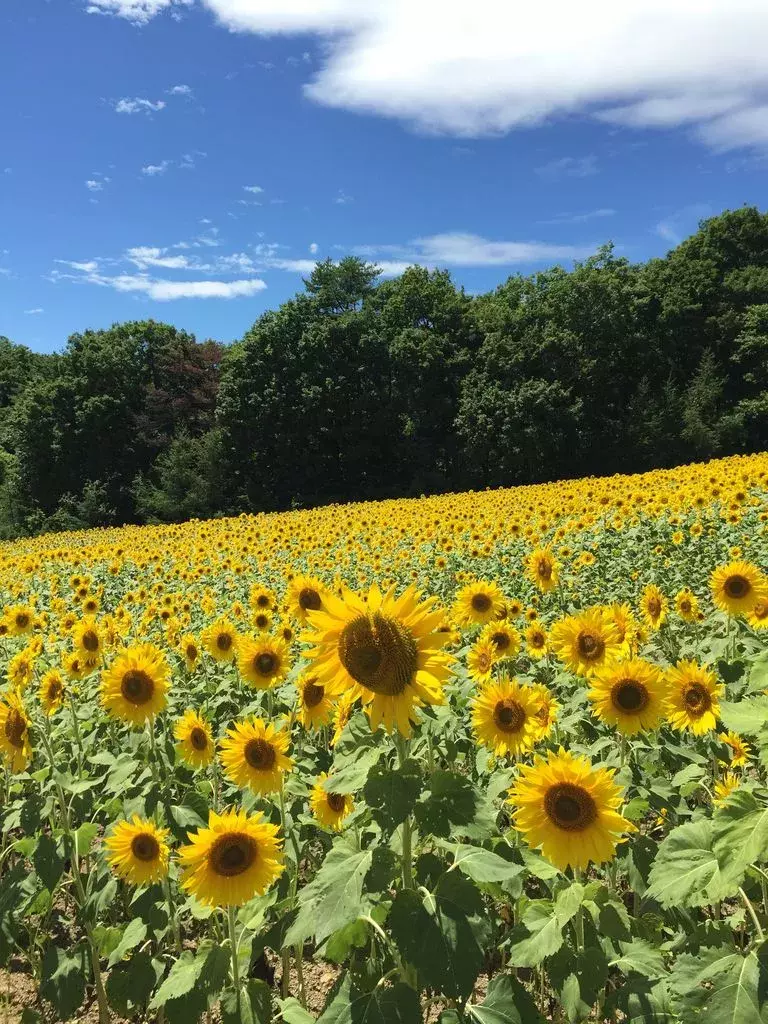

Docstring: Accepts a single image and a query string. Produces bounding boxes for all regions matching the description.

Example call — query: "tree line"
[1,206,767,537]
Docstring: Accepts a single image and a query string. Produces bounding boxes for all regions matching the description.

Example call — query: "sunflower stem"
[164,875,182,953]
[67,692,85,776]
[228,904,242,1006]
[739,887,764,943]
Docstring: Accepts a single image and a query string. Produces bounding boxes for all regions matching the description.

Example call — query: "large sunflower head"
[39,668,66,717]
[453,580,505,627]
[509,748,632,871]
[174,708,215,768]
[219,717,293,795]
[4,604,35,637]
[480,622,521,661]
[588,658,666,735]
[524,622,548,659]
[665,660,723,735]
[711,561,768,616]
[286,575,328,624]
[179,807,284,907]
[640,584,668,630]
[525,547,560,593]
[304,584,452,737]
[674,589,700,623]
[72,618,103,664]
[471,676,542,757]
[549,608,621,677]
[0,690,32,772]
[467,638,498,684]
[296,672,335,730]
[237,635,290,690]
[201,618,239,662]
[249,585,277,613]
[310,773,354,831]
[100,644,170,726]
[104,816,170,886]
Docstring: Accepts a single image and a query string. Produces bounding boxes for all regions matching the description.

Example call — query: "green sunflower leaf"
[317,974,422,1024]
[468,974,545,1024]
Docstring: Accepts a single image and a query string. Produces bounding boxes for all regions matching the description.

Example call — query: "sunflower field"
[2,452,768,1023]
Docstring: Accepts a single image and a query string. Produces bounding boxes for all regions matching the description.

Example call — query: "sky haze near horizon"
[2,0,767,352]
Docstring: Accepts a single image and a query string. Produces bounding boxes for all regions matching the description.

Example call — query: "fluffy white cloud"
[243,185,264,194]
[185,1,768,150]
[126,246,191,268]
[168,84,193,96]
[115,97,166,114]
[695,106,768,150]
[24,309,43,315]
[86,0,191,25]
[309,242,319,254]
[141,161,171,176]
[413,233,590,266]
[85,179,104,191]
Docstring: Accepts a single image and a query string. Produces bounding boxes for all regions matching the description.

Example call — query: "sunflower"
[665,661,722,735]
[174,709,215,768]
[509,748,632,871]
[714,772,741,806]
[219,718,293,795]
[549,608,621,677]
[104,816,170,886]
[525,547,559,593]
[453,581,505,626]
[237,635,290,689]
[296,672,335,730]
[467,639,498,684]
[524,622,548,659]
[180,634,200,672]
[8,649,35,691]
[608,603,638,656]
[674,589,700,623]
[252,610,273,633]
[63,650,98,681]
[480,622,521,661]
[310,773,354,831]
[0,690,32,772]
[249,585,277,613]
[72,618,103,664]
[472,676,542,757]
[719,730,751,767]
[330,691,357,746]
[179,807,283,907]
[201,618,239,662]
[304,584,452,736]
[528,682,558,740]
[5,604,35,637]
[747,600,768,630]
[640,584,668,630]
[39,669,65,716]
[100,644,170,726]
[588,659,666,735]
[711,561,768,616]
[286,575,328,624]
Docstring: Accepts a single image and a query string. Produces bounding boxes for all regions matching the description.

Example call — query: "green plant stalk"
[67,693,85,776]
[228,904,241,1008]
[164,875,182,953]
[278,778,306,1005]
[394,733,418,989]
[739,887,765,943]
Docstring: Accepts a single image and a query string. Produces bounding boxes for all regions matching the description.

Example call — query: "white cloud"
[85,0,192,25]
[243,185,264,194]
[334,189,353,204]
[55,259,101,273]
[141,161,171,176]
[696,106,768,151]
[24,309,43,315]
[414,233,590,266]
[85,179,104,191]
[536,156,598,181]
[168,83,193,96]
[309,242,319,254]
[114,97,166,114]
[539,208,616,225]
[654,203,712,246]
[0,268,11,278]
[126,246,192,269]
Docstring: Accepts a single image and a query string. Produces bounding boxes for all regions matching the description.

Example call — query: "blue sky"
[2,0,767,353]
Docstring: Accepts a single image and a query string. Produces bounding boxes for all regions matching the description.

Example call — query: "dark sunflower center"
[48,680,63,701]
[254,652,277,676]
[491,631,510,652]
[4,709,26,748]
[537,559,552,580]
[680,600,691,613]
[724,575,750,599]
[299,588,322,611]
[189,727,208,751]
[577,632,603,660]
[216,633,233,652]
[544,782,597,832]
[244,738,276,770]
[121,670,154,706]
[493,699,525,733]
[256,595,271,608]
[647,598,661,617]
[530,630,545,648]
[131,833,160,862]
[186,644,198,660]
[612,680,648,712]
[209,833,258,877]
[338,612,418,696]
[326,793,346,812]
[303,682,325,708]
[15,613,29,629]
[82,629,99,652]
[754,601,768,620]
[683,683,710,716]
[471,593,492,613]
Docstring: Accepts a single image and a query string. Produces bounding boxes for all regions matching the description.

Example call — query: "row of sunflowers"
[1,450,768,1023]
